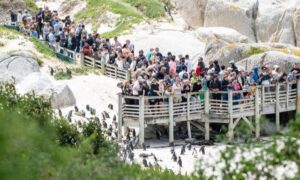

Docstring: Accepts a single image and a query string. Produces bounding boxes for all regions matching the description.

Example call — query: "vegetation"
[54,71,72,80]
[243,46,267,56]
[75,0,165,37]
[0,83,189,179]
[30,37,56,58]
[24,0,39,13]
[124,0,165,18]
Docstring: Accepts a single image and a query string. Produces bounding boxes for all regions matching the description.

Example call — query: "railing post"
[139,96,145,146]
[261,85,265,112]
[115,67,118,79]
[101,60,106,75]
[286,83,289,108]
[117,93,123,141]
[186,93,192,139]
[228,90,234,141]
[80,53,85,67]
[63,48,67,56]
[204,90,210,140]
[126,70,132,81]
[255,87,260,139]
[297,80,300,114]
[92,57,96,68]
[169,95,174,146]
[275,82,280,132]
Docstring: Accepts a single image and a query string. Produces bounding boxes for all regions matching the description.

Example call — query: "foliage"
[243,46,266,56]
[54,71,72,80]
[195,114,300,179]
[24,0,39,13]
[30,37,56,58]
[0,83,190,179]
[124,0,165,18]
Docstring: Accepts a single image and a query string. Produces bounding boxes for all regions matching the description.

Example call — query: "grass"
[54,71,72,80]
[75,0,165,37]
[24,0,39,13]
[123,0,165,18]
[243,46,267,56]
[30,37,56,58]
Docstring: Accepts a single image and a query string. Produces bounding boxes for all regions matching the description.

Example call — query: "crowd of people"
[8,8,300,106]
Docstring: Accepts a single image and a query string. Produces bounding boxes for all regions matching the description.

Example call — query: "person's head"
[139,50,144,56]
[185,54,189,60]
[138,76,144,83]
[126,39,130,44]
[155,47,159,52]
[214,60,218,65]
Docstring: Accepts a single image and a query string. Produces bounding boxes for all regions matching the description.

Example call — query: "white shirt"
[132,81,140,96]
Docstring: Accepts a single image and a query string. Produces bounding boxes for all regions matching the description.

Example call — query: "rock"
[16,72,76,108]
[195,27,249,43]
[203,0,257,41]
[205,41,300,66]
[236,51,300,72]
[256,0,300,46]
[173,0,207,27]
[294,7,300,47]
[0,51,40,83]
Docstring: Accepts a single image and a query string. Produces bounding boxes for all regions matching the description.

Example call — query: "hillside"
[0,0,38,21]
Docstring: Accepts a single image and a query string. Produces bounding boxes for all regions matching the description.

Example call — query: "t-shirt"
[132,81,141,96]
[192,83,202,92]
[151,83,159,96]
[172,83,182,95]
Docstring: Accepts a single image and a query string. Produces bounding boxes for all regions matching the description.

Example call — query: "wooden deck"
[118,81,300,145]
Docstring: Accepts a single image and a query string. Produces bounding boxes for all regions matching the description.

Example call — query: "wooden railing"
[118,81,300,145]
[1,22,132,81]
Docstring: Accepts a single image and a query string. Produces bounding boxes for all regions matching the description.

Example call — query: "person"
[113,36,122,49]
[229,60,238,72]
[209,74,221,100]
[172,77,182,103]
[10,10,17,23]
[155,47,163,60]
[185,54,194,75]
[82,42,92,57]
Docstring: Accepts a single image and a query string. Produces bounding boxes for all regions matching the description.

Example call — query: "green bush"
[0,83,190,179]
[124,0,165,18]
[54,71,72,80]
[24,0,39,13]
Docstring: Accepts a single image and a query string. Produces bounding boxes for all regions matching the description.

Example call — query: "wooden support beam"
[117,93,122,141]
[169,95,174,145]
[187,93,192,139]
[275,82,280,132]
[204,90,210,140]
[255,87,260,139]
[139,96,145,146]
[297,80,300,114]
[242,117,255,131]
[232,117,241,129]
[228,90,234,141]
[80,53,84,66]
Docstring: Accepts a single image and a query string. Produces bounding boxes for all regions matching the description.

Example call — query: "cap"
[229,60,235,64]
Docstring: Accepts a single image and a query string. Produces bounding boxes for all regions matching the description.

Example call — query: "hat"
[229,60,235,64]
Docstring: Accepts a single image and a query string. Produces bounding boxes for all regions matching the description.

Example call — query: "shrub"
[54,71,72,80]
[243,46,266,55]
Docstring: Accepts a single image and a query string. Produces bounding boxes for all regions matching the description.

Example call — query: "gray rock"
[236,51,300,72]
[16,72,76,108]
[0,51,40,83]
[203,0,257,41]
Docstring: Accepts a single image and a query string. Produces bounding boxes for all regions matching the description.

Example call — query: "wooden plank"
[169,95,174,145]
[139,96,144,146]
[275,83,280,132]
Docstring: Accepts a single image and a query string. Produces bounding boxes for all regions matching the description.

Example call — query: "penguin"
[177,156,182,167]
[50,67,54,76]
[132,129,136,138]
[67,110,72,122]
[86,104,90,111]
[187,143,192,151]
[58,109,62,118]
[200,145,205,155]
[142,158,148,167]
[113,115,116,122]
[102,120,107,129]
[104,111,110,118]
[180,145,186,155]
[142,142,146,151]
[74,105,78,112]
[172,152,177,162]
[108,104,113,110]
[128,151,134,161]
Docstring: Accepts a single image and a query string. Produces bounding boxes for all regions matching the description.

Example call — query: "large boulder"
[16,73,76,109]
[195,27,250,43]
[203,0,258,41]
[205,41,300,66]
[256,0,300,46]
[173,0,207,27]
[236,51,300,72]
[294,7,300,47]
[0,51,40,83]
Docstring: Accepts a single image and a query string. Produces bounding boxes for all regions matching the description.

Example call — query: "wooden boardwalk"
[118,81,300,145]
